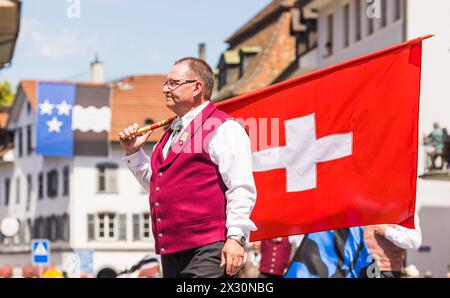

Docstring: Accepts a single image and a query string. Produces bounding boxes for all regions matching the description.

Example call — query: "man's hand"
[118,123,152,156]
[220,238,245,276]
[373,224,391,237]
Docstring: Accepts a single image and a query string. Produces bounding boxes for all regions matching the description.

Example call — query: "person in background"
[423,122,448,170]
[364,214,422,278]
[256,237,292,278]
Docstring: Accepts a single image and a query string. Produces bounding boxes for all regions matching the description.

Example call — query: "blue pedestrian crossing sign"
[32,239,50,265]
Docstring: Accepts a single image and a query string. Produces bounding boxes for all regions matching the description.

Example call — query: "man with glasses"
[119,57,257,278]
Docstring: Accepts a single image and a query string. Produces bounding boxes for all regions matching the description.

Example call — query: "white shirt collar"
[170,101,210,131]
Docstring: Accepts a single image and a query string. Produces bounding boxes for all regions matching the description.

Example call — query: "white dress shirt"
[123,101,257,238]
[384,214,422,250]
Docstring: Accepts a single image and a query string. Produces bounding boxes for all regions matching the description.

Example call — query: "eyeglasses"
[163,79,197,90]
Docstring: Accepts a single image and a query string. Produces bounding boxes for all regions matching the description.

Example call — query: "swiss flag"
[218,35,431,241]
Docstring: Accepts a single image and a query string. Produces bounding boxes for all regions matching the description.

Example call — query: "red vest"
[259,237,292,276]
[149,102,232,255]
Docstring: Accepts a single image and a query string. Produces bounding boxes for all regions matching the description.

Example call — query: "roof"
[109,75,174,142]
[215,7,297,100]
[13,75,173,143]
[0,111,8,128]
[0,0,21,69]
[226,0,296,45]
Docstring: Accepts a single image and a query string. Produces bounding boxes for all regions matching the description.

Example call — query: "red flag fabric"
[217,35,431,241]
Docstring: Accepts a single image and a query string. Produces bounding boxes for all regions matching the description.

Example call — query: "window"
[394,0,401,21]
[15,177,20,204]
[219,66,227,90]
[63,166,69,196]
[142,213,151,240]
[133,213,151,241]
[47,169,58,198]
[26,125,32,155]
[33,217,46,239]
[381,0,387,28]
[4,178,10,206]
[98,213,117,240]
[17,127,23,158]
[97,163,118,193]
[38,172,43,200]
[324,14,334,57]
[239,50,259,78]
[26,174,32,211]
[62,214,69,241]
[354,0,362,41]
[26,101,32,115]
[367,1,374,35]
[48,216,57,241]
[343,4,350,48]
[87,213,119,241]
[118,214,127,241]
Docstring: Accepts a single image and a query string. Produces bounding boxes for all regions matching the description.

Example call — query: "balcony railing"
[419,139,450,181]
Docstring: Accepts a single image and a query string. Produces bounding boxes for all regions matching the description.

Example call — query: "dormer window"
[239,47,261,78]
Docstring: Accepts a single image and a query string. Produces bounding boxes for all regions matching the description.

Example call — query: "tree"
[0,81,15,106]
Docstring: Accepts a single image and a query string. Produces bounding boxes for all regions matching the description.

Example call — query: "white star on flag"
[46,116,63,133]
[56,100,72,116]
[39,99,54,115]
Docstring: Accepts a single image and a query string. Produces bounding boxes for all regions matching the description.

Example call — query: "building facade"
[0,75,172,277]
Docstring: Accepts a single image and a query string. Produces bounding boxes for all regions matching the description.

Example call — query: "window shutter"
[106,168,118,193]
[118,214,126,241]
[87,214,95,241]
[98,167,105,192]
[64,214,70,241]
[132,214,140,241]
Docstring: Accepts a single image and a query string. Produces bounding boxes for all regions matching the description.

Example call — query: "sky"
[0,0,273,87]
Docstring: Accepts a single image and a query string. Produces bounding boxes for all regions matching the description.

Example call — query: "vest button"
[270,269,274,273]
[155,202,160,207]
[156,187,160,192]
[161,248,165,252]
[158,172,163,177]
[158,233,163,238]
[157,218,161,223]
[272,258,276,262]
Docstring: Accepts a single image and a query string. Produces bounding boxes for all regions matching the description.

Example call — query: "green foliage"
[0,81,15,107]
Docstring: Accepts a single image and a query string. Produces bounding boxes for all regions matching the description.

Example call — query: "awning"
[0,0,21,69]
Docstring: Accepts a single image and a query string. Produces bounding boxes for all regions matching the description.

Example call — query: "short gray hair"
[175,57,214,100]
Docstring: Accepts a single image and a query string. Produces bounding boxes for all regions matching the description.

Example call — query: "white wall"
[407,0,450,144]
[316,0,404,69]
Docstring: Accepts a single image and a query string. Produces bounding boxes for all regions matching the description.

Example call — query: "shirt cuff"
[384,226,398,243]
[227,227,250,239]
[122,148,148,168]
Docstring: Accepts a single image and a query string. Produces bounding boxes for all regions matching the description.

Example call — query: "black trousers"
[161,241,233,278]
[380,271,402,278]
[258,273,283,278]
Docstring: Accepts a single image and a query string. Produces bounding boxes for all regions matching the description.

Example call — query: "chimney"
[90,53,104,83]
[198,43,206,61]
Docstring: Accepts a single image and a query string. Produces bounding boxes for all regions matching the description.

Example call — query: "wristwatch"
[227,234,247,247]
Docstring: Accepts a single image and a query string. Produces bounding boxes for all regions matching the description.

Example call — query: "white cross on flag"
[218,36,430,241]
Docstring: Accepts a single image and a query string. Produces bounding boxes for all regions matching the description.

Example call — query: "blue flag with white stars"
[36,82,76,157]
